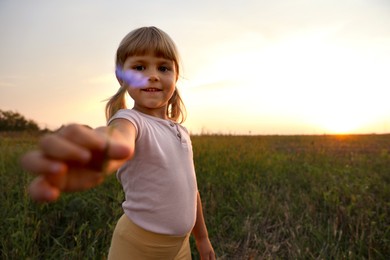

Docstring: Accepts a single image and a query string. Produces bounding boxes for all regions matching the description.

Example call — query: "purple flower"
[115,66,148,88]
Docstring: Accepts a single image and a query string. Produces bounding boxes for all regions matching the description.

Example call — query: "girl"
[21,26,215,260]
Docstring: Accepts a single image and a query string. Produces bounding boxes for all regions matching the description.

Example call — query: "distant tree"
[0,109,40,131]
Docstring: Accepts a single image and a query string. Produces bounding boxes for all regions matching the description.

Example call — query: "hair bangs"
[116,27,179,68]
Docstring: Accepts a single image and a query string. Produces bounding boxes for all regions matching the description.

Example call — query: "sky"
[1,0,390,135]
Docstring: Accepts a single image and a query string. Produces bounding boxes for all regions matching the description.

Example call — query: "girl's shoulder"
[112,109,140,120]
[108,109,142,135]
[110,108,161,123]
[110,109,190,139]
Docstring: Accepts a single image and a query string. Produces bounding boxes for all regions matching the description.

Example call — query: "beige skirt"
[108,214,191,260]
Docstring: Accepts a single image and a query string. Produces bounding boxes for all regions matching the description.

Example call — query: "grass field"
[1,132,389,259]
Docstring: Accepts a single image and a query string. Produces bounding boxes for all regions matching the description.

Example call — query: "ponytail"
[105,85,127,122]
[168,88,186,124]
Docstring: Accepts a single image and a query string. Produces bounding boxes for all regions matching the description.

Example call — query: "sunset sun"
[318,116,362,134]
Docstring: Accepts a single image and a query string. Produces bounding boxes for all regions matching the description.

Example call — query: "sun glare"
[318,117,361,134]
[184,28,389,135]
[308,103,379,134]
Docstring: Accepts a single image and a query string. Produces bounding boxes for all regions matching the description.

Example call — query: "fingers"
[29,176,61,202]
[64,168,105,192]
[40,124,106,163]
[21,150,68,189]
[58,124,107,151]
[21,150,67,175]
[39,134,90,163]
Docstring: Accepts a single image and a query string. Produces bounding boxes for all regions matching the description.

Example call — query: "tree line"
[0,109,40,131]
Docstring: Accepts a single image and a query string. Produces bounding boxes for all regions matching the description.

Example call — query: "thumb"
[85,139,132,172]
[106,139,132,160]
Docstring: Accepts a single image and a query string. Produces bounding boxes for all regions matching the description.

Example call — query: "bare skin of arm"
[21,119,135,202]
[192,192,216,260]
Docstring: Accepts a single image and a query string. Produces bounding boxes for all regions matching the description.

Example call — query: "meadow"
[0,132,389,259]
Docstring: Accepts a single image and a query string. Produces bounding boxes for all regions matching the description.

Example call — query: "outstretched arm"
[192,192,215,260]
[21,118,136,202]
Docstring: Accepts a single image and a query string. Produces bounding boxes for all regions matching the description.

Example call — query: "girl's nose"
[147,69,159,82]
[148,75,159,82]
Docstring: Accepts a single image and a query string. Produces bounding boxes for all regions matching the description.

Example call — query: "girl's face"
[121,54,177,119]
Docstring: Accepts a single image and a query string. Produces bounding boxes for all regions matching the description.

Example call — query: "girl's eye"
[159,66,170,72]
[133,65,145,71]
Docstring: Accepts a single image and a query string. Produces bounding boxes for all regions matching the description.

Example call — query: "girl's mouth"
[142,88,162,92]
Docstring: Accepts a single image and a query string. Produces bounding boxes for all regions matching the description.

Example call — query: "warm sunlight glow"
[182,28,390,134]
[316,115,363,134]
[2,1,389,134]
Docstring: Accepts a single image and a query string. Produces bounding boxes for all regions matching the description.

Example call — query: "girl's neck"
[132,106,168,120]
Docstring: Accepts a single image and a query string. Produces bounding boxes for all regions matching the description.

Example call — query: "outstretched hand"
[21,124,132,202]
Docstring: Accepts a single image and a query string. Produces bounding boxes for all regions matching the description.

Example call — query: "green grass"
[1,132,389,259]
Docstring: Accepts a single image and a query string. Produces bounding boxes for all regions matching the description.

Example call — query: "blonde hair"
[105,26,186,123]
